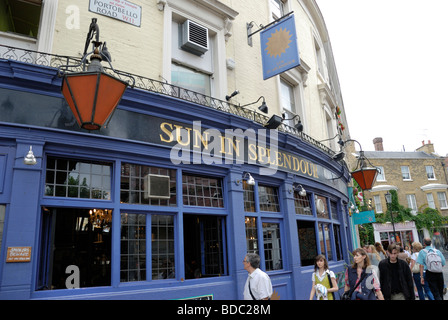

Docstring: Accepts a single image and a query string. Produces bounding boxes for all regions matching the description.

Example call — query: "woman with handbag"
[342,248,384,300]
[410,241,434,300]
[309,255,338,300]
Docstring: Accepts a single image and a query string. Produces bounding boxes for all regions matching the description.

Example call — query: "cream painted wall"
[49,0,347,151]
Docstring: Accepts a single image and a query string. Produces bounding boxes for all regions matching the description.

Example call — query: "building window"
[294,191,311,215]
[151,215,175,280]
[38,208,112,290]
[333,224,342,261]
[297,220,317,266]
[401,166,411,180]
[315,195,329,219]
[245,217,259,254]
[121,213,146,282]
[183,215,227,279]
[319,223,333,261]
[373,195,383,213]
[425,166,436,180]
[280,78,296,127]
[263,222,283,271]
[45,157,111,200]
[270,0,286,19]
[406,194,417,214]
[120,163,177,206]
[182,174,224,207]
[171,63,211,97]
[437,192,448,209]
[427,193,436,209]
[0,0,42,38]
[258,185,280,212]
[376,166,386,181]
[330,201,338,220]
[243,181,256,212]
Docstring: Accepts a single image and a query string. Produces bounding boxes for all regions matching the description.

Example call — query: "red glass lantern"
[61,71,127,130]
[351,167,378,191]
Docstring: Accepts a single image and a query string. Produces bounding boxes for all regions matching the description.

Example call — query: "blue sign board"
[353,210,376,225]
[260,15,300,80]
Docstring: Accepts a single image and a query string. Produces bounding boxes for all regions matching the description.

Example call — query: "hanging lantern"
[351,150,379,191]
[59,18,131,130]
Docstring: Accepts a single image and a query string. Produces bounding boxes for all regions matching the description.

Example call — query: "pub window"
[0,0,42,38]
[258,184,280,212]
[333,224,343,261]
[120,163,176,206]
[330,200,338,220]
[182,174,224,207]
[294,191,311,215]
[319,223,333,261]
[263,222,283,271]
[245,217,258,254]
[120,213,175,282]
[37,208,112,290]
[183,214,227,279]
[297,220,318,266]
[243,181,256,212]
[45,157,111,200]
[315,195,329,219]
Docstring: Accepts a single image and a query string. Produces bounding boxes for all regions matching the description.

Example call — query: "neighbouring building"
[0,0,354,299]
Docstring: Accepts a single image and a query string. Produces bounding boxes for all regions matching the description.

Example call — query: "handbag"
[341,272,367,301]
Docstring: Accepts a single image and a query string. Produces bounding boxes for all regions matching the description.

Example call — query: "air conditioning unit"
[181,20,209,56]
[143,174,171,199]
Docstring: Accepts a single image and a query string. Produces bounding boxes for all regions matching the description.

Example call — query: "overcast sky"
[316,0,448,156]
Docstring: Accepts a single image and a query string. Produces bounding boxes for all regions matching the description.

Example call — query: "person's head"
[244,253,260,271]
[374,242,385,253]
[387,243,399,262]
[352,248,370,268]
[423,238,432,247]
[412,241,422,252]
[314,254,328,271]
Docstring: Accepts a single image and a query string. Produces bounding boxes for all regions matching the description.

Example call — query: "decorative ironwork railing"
[0,44,335,156]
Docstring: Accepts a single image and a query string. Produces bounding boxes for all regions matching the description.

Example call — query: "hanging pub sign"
[353,210,376,225]
[89,0,142,27]
[260,14,300,80]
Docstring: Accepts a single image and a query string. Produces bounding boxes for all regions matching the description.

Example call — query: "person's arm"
[309,282,316,300]
[329,277,338,293]
[419,264,424,284]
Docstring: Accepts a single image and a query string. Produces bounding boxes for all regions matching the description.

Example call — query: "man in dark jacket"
[378,243,415,300]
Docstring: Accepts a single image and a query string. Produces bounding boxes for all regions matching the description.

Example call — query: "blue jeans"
[413,272,434,300]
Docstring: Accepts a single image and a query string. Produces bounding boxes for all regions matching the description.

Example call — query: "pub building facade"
[0,0,354,299]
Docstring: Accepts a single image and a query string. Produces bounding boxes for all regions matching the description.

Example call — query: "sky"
[316,0,448,156]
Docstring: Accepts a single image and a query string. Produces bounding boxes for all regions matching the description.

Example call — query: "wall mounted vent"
[144,174,171,199]
[181,20,209,56]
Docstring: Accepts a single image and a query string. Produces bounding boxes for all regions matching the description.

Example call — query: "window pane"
[152,215,175,280]
[258,185,280,212]
[171,64,211,96]
[120,163,176,206]
[294,192,311,215]
[297,220,317,266]
[263,222,282,271]
[315,195,329,219]
[121,213,146,282]
[245,217,258,254]
[45,157,111,200]
[243,181,256,212]
[182,174,223,208]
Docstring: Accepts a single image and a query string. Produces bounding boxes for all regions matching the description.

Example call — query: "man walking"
[417,238,446,300]
[243,253,273,300]
[378,243,415,300]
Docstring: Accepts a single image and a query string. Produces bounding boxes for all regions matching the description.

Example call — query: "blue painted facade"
[0,59,353,300]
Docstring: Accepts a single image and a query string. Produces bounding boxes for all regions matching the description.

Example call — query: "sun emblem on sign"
[265,27,292,58]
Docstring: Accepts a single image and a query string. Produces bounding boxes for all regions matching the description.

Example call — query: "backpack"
[424,249,443,273]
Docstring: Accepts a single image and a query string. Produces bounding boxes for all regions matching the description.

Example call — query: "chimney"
[416,140,435,154]
[373,137,383,151]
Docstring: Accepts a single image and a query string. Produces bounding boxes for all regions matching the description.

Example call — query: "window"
[425,166,436,180]
[427,193,436,209]
[319,223,332,261]
[182,174,224,207]
[263,222,283,271]
[171,63,211,96]
[245,217,258,254]
[45,157,111,200]
[333,224,342,261]
[121,213,146,282]
[0,0,42,38]
[38,208,112,290]
[401,166,411,180]
[151,215,175,280]
[120,163,176,206]
[373,195,383,213]
[437,192,448,209]
[330,201,338,220]
[297,220,318,266]
[258,185,280,212]
[315,195,329,219]
[183,215,227,279]
[243,181,256,212]
[294,191,311,215]
[376,166,386,181]
[406,194,417,214]
[270,0,286,19]
[280,79,296,126]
